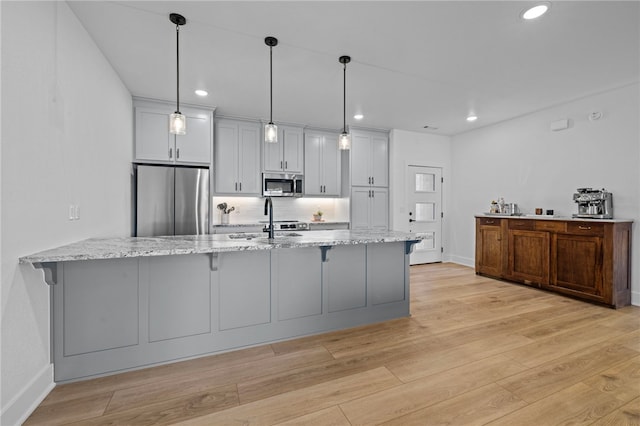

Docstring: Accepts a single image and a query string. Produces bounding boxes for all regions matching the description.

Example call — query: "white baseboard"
[445,254,474,268]
[0,363,54,426]
[631,291,640,307]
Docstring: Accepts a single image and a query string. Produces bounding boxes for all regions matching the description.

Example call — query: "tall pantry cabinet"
[350,129,389,231]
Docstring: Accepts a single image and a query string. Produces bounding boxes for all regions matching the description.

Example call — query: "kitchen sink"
[227,233,261,240]
[227,232,303,240]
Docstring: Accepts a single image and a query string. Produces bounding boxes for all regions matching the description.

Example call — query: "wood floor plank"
[487,382,624,426]
[387,333,533,383]
[589,397,640,426]
[497,342,639,403]
[378,383,527,426]
[23,392,113,426]
[583,355,640,403]
[171,367,401,425]
[105,346,332,414]
[502,323,626,368]
[339,354,528,425]
[273,406,351,426]
[66,384,239,426]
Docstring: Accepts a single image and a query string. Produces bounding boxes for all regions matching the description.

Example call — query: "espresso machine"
[572,188,613,219]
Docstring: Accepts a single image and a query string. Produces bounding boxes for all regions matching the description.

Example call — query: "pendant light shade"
[169,13,186,135]
[338,55,351,150]
[265,36,278,143]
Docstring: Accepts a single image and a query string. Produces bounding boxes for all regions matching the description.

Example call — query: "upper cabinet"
[351,130,389,187]
[304,130,341,196]
[214,118,261,195]
[263,125,304,174]
[134,98,214,165]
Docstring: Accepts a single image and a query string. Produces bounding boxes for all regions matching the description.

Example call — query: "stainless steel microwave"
[262,173,303,197]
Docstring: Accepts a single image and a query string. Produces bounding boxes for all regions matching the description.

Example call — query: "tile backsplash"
[211,196,349,225]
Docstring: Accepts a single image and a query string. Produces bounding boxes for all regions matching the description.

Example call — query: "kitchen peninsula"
[21,230,421,382]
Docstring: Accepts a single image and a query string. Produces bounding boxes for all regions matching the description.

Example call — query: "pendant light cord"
[176,24,180,114]
[343,62,347,133]
[269,45,273,124]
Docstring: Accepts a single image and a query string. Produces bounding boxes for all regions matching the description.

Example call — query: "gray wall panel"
[148,255,211,342]
[63,259,139,356]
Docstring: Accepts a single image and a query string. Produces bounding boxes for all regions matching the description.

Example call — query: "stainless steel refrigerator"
[135,165,210,236]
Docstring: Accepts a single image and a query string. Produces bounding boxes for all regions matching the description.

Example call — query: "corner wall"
[1,3,132,424]
[449,84,640,304]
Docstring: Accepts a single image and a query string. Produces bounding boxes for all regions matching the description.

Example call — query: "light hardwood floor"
[25,263,640,425]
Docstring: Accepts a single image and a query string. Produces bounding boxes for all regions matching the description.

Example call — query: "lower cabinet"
[551,233,604,300]
[475,217,632,308]
[475,218,505,277]
[507,229,549,285]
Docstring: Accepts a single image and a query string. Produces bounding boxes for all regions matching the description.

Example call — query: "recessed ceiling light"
[466,115,478,122]
[195,89,208,97]
[521,3,550,20]
[354,114,364,120]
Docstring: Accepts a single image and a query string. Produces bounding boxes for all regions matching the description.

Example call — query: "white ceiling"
[68,1,639,136]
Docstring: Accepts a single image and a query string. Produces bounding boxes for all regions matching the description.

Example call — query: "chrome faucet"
[263,196,274,239]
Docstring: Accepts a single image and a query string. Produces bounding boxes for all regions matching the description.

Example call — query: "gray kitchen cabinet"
[134,98,213,165]
[275,248,322,320]
[304,130,341,196]
[351,187,389,231]
[215,118,261,195]
[351,129,389,187]
[263,125,304,174]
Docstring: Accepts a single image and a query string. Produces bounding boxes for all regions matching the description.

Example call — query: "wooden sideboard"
[475,216,632,308]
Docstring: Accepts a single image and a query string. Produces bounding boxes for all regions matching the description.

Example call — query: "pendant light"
[338,55,351,150]
[169,13,186,135]
[264,36,278,143]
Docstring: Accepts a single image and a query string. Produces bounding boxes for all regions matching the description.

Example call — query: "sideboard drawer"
[535,220,567,232]
[567,222,605,236]
[479,217,502,226]
[508,219,534,230]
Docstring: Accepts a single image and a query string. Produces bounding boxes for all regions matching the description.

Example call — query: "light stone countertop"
[475,214,633,223]
[19,230,423,264]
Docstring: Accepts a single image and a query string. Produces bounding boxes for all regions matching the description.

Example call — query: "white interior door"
[407,166,442,264]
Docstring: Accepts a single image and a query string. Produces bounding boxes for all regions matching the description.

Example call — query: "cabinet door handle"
[285,161,288,169]
[239,182,242,192]
[169,148,173,159]
[372,177,375,185]
[235,182,238,191]
[578,226,592,230]
[486,220,495,224]
[368,177,371,184]
[280,161,283,169]
[176,148,180,159]
[372,190,375,197]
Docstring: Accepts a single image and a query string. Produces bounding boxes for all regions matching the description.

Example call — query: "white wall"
[0,2,133,424]
[449,84,640,303]
[389,129,452,255]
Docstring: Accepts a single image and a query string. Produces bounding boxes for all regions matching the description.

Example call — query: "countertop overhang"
[20,230,423,264]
